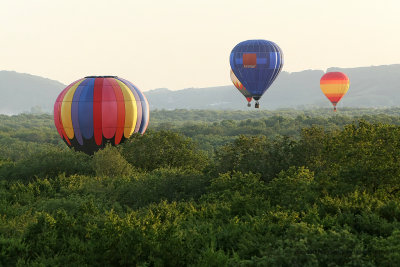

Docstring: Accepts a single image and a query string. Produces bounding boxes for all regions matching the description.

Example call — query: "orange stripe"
[320,79,349,84]
[320,84,349,95]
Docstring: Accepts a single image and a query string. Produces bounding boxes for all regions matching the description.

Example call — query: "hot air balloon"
[230,39,284,108]
[320,72,349,111]
[230,69,252,107]
[54,76,149,154]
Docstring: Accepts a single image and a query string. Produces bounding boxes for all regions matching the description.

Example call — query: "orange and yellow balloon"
[320,72,350,111]
[230,69,252,107]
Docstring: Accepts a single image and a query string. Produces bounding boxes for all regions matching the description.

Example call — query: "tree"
[122,131,209,171]
[92,145,133,177]
[213,135,295,182]
[267,167,317,211]
[321,121,400,194]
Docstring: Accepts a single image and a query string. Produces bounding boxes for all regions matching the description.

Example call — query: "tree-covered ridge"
[150,107,400,123]
[3,108,400,157]
[0,110,400,265]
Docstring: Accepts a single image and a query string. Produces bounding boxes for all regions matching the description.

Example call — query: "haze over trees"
[1,109,400,265]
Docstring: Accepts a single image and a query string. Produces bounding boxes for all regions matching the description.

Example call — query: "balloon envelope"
[320,72,349,111]
[229,39,283,100]
[230,69,252,103]
[54,76,149,154]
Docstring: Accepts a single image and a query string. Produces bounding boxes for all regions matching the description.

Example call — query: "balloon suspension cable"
[255,101,260,109]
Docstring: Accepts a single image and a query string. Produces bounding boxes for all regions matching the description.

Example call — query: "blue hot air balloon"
[230,39,284,108]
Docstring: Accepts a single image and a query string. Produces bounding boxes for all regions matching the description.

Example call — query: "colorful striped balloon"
[320,72,350,111]
[54,76,149,154]
[230,69,252,106]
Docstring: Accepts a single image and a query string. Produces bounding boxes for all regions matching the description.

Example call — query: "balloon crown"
[84,75,118,78]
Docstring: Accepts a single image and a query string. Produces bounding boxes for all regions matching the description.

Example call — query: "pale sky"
[1,0,399,91]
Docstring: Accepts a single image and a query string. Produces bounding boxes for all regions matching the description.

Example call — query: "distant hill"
[0,71,65,115]
[146,65,400,110]
[1,65,400,114]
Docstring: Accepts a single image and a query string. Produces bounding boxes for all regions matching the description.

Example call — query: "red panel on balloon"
[93,78,103,146]
[243,53,257,68]
[108,78,125,145]
[102,79,117,139]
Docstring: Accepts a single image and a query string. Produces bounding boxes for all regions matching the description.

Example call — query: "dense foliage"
[1,109,400,265]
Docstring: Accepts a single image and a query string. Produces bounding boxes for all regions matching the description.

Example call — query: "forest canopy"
[1,108,400,265]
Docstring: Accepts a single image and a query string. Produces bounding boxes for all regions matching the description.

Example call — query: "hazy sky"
[1,0,399,90]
